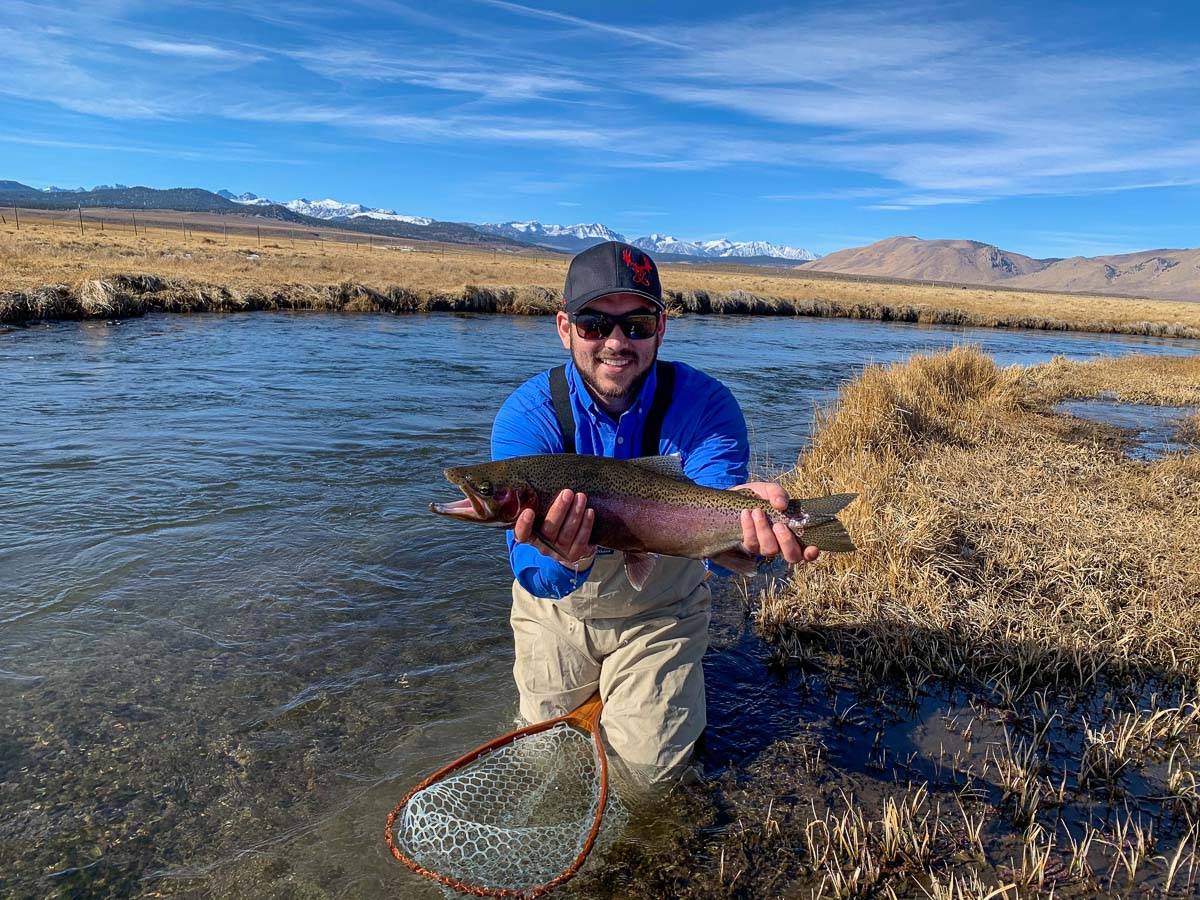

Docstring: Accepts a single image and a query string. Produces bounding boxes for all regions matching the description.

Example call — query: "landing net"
[386,694,616,898]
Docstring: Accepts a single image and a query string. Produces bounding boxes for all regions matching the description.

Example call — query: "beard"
[570,336,658,408]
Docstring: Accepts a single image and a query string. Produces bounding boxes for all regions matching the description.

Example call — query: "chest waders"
[512,359,711,783]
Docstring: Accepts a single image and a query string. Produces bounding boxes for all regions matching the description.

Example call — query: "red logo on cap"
[622,248,653,288]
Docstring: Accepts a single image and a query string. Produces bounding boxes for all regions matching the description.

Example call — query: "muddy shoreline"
[4,274,1200,340]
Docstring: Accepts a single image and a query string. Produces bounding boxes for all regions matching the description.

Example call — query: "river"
[1,311,1195,897]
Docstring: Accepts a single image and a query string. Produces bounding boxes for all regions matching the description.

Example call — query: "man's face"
[556,292,665,409]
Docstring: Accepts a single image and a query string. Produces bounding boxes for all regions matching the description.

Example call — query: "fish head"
[430,460,537,527]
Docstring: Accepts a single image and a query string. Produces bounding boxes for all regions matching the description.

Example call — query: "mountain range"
[7,180,817,263]
[0,181,516,246]
[2,179,1196,300]
[217,191,435,226]
[473,221,817,262]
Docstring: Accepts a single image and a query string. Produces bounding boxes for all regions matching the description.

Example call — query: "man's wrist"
[569,553,596,572]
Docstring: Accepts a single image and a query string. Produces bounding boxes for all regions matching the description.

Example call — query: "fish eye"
[476,480,493,495]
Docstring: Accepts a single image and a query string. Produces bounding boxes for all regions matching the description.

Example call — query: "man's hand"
[513,489,597,569]
[732,482,820,565]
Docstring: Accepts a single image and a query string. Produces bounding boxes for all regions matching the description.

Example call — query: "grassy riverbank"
[770,348,1200,685]
[3,213,1200,338]
[578,349,1200,898]
[761,349,1200,895]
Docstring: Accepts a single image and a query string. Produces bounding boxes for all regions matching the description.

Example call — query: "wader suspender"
[549,362,676,457]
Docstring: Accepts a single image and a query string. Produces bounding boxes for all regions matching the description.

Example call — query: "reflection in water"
[1,311,1196,897]
[1056,398,1198,460]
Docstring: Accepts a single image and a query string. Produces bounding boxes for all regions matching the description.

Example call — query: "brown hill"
[799,236,1200,302]
[1007,248,1200,301]
[800,236,1048,283]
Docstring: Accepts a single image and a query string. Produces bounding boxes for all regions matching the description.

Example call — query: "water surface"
[1,312,1195,897]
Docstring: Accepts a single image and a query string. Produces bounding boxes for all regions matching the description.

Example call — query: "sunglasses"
[570,309,661,341]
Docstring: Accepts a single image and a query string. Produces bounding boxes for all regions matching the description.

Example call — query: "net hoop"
[385,692,609,898]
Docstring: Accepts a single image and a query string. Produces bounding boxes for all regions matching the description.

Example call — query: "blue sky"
[2,0,1197,258]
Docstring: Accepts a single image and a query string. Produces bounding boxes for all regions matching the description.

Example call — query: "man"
[490,241,818,784]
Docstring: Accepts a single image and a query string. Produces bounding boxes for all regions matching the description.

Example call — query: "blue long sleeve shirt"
[490,359,750,599]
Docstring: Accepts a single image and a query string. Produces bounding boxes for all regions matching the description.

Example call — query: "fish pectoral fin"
[707,546,760,576]
[627,454,692,482]
[623,552,659,591]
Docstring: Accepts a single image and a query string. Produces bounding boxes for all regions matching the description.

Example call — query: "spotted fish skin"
[430,454,857,574]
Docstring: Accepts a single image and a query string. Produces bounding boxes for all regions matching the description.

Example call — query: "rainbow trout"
[431,453,856,590]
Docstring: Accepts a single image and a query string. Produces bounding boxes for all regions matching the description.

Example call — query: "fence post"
[13,208,18,230]
[78,204,84,236]
[132,212,138,236]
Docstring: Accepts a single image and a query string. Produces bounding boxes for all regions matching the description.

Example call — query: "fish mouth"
[430,472,496,522]
[430,489,488,520]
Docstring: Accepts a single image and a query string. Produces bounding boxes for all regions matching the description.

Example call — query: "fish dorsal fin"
[628,453,692,482]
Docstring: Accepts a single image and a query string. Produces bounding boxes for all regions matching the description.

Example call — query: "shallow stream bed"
[1,311,1196,897]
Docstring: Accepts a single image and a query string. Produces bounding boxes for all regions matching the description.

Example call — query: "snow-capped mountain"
[632,234,704,256]
[697,239,818,261]
[479,221,625,241]
[42,183,130,193]
[218,190,268,204]
[472,221,627,253]
[634,234,818,261]
[211,189,815,260]
[216,191,433,225]
[481,222,818,261]
[349,210,435,225]
[283,198,433,226]
[224,191,274,206]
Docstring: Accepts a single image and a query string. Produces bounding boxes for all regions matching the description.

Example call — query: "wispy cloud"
[0,132,304,165]
[3,0,1198,218]
[285,44,591,102]
[128,40,245,61]
[476,0,688,50]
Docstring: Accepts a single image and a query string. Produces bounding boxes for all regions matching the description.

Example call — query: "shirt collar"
[565,358,658,424]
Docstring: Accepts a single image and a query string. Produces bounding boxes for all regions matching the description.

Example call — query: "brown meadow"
[3,207,1200,339]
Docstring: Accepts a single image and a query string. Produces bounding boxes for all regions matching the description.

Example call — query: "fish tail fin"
[801,519,857,553]
[784,493,858,553]
[786,493,857,519]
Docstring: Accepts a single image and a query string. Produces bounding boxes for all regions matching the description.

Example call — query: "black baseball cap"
[562,241,663,314]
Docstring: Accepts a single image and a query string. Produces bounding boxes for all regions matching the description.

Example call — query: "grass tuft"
[763,347,1200,693]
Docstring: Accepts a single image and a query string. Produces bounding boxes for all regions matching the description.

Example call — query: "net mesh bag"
[388,696,623,898]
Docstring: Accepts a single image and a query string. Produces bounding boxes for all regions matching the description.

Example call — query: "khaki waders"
[510,551,710,785]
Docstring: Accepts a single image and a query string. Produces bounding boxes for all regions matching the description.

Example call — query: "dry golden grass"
[737,347,1200,896]
[3,208,1200,338]
[1022,353,1200,406]
[762,346,1200,689]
